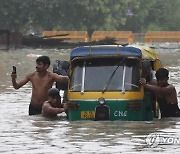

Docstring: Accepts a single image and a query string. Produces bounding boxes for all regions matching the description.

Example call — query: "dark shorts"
[29,104,42,115]
[160,104,180,118]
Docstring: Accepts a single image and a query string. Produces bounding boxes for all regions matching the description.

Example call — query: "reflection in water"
[0,44,180,153]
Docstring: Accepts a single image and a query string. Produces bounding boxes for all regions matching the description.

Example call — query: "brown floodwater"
[0,43,180,153]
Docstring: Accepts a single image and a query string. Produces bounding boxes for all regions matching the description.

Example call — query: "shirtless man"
[11,56,69,115]
[42,88,67,117]
[140,68,180,118]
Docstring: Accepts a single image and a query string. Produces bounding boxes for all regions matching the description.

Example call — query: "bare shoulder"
[42,101,51,108]
[49,71,59,77]
[25,71,36,79]
[49,71,67,80]
[43,100,50,105]
[44,71,55,78]
[166,84,176,90]
[164,84,177,94]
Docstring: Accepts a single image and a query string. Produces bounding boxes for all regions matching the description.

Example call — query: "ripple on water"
[1,44,180,153]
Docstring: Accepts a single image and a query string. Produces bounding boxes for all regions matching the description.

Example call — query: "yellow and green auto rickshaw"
[54,45,162,121]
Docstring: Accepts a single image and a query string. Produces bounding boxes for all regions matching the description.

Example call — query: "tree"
[0,0,179,34]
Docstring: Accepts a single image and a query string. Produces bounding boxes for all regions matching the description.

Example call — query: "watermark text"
[145,132,180,147]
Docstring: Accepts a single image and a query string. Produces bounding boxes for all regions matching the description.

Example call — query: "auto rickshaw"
[54,45,162,121]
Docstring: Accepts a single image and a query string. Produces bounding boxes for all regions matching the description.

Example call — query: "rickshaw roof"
[70,45,160,60]
[136,45,160,60]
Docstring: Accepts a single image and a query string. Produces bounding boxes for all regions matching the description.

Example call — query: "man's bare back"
[140,81,178,105]
[140,68,180,117]
[156,84,178,105]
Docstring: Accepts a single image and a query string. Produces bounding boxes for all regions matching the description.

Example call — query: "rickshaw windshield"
[70,58,140,92]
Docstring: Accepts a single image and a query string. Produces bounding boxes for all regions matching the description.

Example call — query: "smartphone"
[12,66,16,74]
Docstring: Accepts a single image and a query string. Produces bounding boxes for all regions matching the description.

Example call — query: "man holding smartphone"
[11,56,69,115]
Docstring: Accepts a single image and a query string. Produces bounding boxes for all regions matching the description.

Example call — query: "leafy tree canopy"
[0,0,179,34]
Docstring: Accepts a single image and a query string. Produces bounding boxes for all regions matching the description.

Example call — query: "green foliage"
[146,24,162,31]
[0,0,179,34]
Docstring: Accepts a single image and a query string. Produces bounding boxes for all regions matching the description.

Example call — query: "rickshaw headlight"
[98,97,105,105]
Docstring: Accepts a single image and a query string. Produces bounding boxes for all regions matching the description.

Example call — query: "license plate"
[81,111,95,119]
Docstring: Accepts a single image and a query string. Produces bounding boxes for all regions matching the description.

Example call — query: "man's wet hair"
[48,88,60,99]
[155,68,169,80]
[36,56,50,66]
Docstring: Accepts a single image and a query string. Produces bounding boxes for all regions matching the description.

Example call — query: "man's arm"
[52,72,69,82]
[140,78,172,94]
[11,73,30,89]
[43,103,65,115]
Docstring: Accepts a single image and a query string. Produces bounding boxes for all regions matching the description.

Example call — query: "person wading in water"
[42,88,67,118]
[140,68,180,118]
[11,56,69,115]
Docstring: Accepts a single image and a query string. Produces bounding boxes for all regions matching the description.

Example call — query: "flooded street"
[0,43,180,153]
